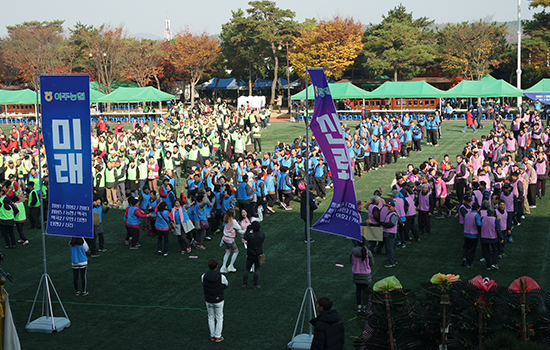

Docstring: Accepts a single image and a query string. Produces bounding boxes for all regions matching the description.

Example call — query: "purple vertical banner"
[41,74,93,238]
[308,69,361,241]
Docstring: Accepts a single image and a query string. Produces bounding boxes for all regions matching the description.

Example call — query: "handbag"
[200,220,210,229]
[258,253,266,266]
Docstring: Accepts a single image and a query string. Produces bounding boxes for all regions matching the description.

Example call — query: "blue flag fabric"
[40,75,93,238]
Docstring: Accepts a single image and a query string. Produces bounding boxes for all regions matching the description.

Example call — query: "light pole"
[517,0,522,109]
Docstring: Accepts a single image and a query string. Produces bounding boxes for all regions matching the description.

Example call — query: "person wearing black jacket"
[202,258,228,343]
[301,186,318,242]
[310,296,345,350]
[242,221,265,289]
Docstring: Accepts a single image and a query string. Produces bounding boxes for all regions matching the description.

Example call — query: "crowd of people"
[0,96,548,346]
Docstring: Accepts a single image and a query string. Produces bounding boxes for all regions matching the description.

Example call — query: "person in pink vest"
[461,203,481,268]
[350,238,374,313]
[480,207,505,270]
[380,201,401,268]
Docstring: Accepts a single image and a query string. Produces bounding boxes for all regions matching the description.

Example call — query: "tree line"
[1,1,550,108]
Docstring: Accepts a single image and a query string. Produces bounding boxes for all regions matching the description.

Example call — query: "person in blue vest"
[91,197,109,255]
[264,168,277,213]
[69,237,89,296]
[369,134,380,170]
[279,166,295,210]
[313,158,328,199]
[237,174,254,219]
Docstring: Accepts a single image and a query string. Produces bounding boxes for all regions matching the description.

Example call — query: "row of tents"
[291,75,550,103]
[0,86,176,106]
[195,77,300,90]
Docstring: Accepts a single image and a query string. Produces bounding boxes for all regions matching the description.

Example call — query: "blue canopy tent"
[196,78,245,90]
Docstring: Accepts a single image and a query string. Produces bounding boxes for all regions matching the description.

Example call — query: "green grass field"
[5,121,550,350]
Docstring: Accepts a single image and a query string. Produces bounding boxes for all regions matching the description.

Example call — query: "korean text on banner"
[308,69,361,241]
[40,75,93,238]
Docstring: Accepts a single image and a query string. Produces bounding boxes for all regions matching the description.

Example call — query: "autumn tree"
[172,30,220,108]
[522,2,550,86]
[363,5,436,81]
[2,20,73,88]
[437,19,509,80]
[123,38,165,88]
[290,16,363,81]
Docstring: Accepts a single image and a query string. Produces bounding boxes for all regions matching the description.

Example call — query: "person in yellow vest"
[12,195,29,245]
[126,157,139,198]
[187,142,200,174]
[0,196,18,249]
[26,181,41,229]
[251,122,262,153]
[104,161,118,207]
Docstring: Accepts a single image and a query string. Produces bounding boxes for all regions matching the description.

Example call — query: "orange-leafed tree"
[290,16,363,81]
[123,38,165,88]
[172,30,220,109]
[2,20,73,89]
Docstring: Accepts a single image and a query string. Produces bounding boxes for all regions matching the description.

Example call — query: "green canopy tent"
[90,89,106,103]
[97,86,175,103]
[442,79,523,98]
[290,82,371,100]
[367,81,444,99]
[0,89,37,105]
[523,79,550,104]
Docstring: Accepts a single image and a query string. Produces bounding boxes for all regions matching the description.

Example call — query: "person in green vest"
[251,122,262,153]
[93,164,106,204]
[210,131,222,165]
[12,195,29,245]
[187,142,200,174]
[0,196,18,249]
[26,181,41,229]
[126,157,139,198]
[115,160,127,207]
[104,161,118,207]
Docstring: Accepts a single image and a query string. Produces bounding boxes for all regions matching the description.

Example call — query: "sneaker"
[81,291,89,296]
[508,236,513,243]
[204,236,212,241]
[23,240,30,245]
[401,243,406,248]
[461,258,466,267]
[186,247,192,253]
[491,264,499,270]
[384,263,395,268]
[163,253,168,257]
[516,222,521,227]
[280,202,287,209]
[530,205,537,208]
[211,337,216,342]
[466,264,473,268]
[196,244,206,250]
[17,240,23,244]
[499,254,508,259]
[521,215,526,220]
[125,240,130,245]
[98,248,107,252]
[158,250,163,255]
[181,250,186,255]
[129,245,139,250]
[227,266,237,273]
[480,257,485,262]
[325,185,330,189]
[446,211,452,218]
[435,215,445,219]
[215,337,224,343]
[220,267,228,273]
[304,239,315,243]
[91,254,100,258]
[75,291,81,296]
[285,206,293,210]
[253,284,261,289]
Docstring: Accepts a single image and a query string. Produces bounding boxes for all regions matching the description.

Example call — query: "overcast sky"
[1,0,537,39]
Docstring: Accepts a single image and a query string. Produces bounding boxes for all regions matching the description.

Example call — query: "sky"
[0,0,538,39]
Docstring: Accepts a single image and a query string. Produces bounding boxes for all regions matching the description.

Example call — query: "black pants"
[371,153,379,169]
[243,255,260,285]
[429,129,438,145]
[462,237,478,265]
[313,178,325,198]
[481,241,499,268]
[528,183,538,206]
[176,231,191,250]
[515,199,524,224]
[456,179,467,205]
[73,267,87,293]
[129,226,140,247]
[355,283,369,306]
[414,139,422,151]
[29,206,41,229]
[253,138,261,152]
[405,215,420,240]
[418,210,430,234]
[538,178,547,198]
[283,191,293,206]
[15,222,27,241]
[1,224,16,248]
[267,193,277,207]
[85,233,98,255]
[157,229,169,254]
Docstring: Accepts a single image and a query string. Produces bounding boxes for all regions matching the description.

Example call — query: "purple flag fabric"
[308,69,362,241]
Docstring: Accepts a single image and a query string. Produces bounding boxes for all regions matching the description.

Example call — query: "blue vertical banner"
[40,75,93,238]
